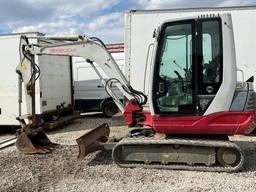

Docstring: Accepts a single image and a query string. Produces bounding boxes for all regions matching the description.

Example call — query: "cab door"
[152,18,223,116]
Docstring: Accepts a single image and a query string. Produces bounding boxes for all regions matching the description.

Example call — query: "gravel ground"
[1,113,256,192]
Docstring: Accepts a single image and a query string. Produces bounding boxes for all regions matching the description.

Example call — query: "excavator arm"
[16,34,148,156]
[19,35,147,114]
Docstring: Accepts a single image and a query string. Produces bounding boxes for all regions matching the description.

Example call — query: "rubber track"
[112,137,244,172]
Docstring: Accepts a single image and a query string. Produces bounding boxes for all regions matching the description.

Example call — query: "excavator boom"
[16,34,147,156]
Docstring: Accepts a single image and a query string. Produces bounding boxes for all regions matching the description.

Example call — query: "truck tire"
[102,100,118,117]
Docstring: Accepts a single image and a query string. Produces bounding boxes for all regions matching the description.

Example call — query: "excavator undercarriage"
[112,136,244,172]
[76,124,244,172]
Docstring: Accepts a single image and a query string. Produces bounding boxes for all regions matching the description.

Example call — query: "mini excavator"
[16,14,256,172]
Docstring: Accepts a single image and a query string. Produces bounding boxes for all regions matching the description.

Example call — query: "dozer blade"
[16,128,57,154]
[76,123,110,159]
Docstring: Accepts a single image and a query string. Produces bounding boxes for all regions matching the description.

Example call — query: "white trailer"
[124,6,256,97]
[73,43,124,117]
[0,32,75,127]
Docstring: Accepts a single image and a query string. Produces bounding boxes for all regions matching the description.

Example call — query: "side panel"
[152,111,255,135]
[204,15,236,115]
[0,36,28,125]
[38,55,72,113]
[125,8,256,96]
[124,12,132,83]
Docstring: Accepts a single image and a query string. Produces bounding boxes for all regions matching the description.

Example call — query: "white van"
[73,43,124,117]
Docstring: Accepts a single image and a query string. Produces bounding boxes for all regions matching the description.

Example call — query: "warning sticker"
[21,63,27,71]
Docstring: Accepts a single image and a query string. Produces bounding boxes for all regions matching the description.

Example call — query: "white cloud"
[14,19,86,35]
[136,0,253,9]
[88,12,123,30]
[218,0,251,6]
[2,0,256,43]
[0,0,120,27]
[1,0,123,42]
[137,0,179,9]
[13,11,124,43]
[87,12,124,42]
[25,0,119,17]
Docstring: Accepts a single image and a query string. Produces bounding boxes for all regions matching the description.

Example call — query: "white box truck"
[124,6,256,98]
[73,43,124,117]
[0,32,76,127]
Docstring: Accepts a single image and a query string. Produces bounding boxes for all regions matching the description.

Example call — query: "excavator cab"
[152,17,223,116]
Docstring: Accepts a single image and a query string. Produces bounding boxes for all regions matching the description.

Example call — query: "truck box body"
[0,32,73,126]
[124,6,256,96]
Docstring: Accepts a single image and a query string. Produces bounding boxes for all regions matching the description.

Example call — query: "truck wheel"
[102,101,118,117]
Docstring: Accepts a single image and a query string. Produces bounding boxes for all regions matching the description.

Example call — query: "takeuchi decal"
[48,48,76,54]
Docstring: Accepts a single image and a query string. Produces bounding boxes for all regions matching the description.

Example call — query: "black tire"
[102,100,118,117]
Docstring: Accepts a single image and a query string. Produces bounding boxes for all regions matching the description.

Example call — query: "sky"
[0,0,255,43]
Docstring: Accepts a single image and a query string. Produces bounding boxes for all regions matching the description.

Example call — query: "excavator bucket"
[16,128,57,154]
[76,123,110,159]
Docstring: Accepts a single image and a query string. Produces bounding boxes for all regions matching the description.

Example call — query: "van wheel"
[102,101,118,117]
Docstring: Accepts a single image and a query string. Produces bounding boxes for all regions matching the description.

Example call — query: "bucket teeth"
[16,128,57,154]
[76,123,110,159]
